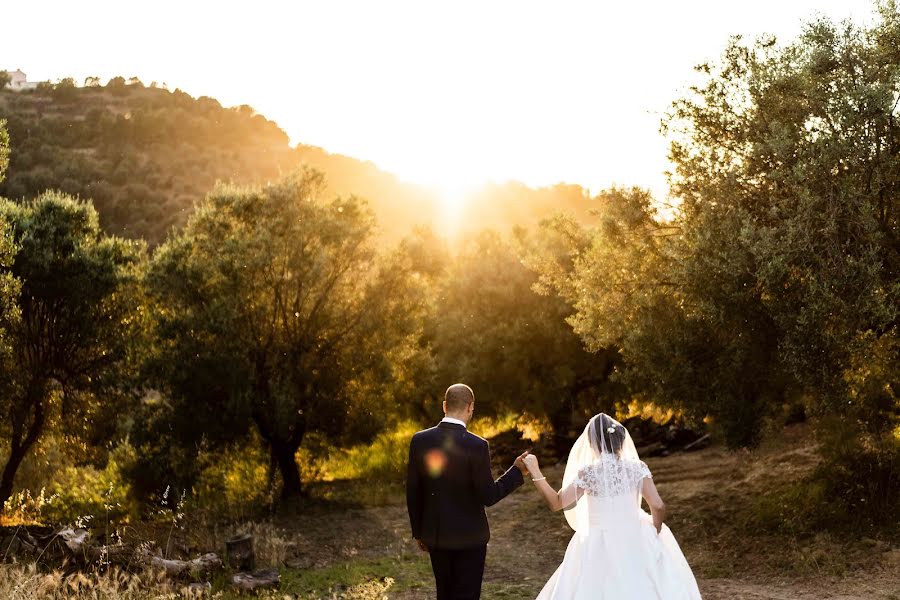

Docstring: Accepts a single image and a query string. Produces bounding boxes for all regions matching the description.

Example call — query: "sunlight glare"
[3,0,876,207]
[430,178,480,234]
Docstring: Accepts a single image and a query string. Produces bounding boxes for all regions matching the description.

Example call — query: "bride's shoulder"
[630,458,652,479]
[575,461,600,477]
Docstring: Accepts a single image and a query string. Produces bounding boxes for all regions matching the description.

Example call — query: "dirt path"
[280,437,899,599]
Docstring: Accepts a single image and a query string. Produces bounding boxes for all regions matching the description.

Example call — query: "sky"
[1,0,878,201]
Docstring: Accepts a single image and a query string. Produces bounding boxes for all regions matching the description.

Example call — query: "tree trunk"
[0,385,46,509]
[271,441,303,500]
[548,400,575,459]
[0,444,29,509]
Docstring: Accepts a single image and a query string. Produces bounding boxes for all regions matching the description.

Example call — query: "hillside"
[0,81,599,244]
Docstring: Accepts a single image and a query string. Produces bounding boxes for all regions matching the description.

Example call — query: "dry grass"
[0,564,188,599]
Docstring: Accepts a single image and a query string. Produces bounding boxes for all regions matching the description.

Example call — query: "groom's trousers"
[429,544,487,600]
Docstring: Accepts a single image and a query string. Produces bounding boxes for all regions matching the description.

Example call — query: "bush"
[51,78,78,103]
[812,425,900,531]
[41,441,138,525]
[191,437,275,520]
[750,437,900,538]
[0,440,137,526]
[305,421,420,483]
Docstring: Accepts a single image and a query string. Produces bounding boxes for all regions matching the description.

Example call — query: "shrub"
[190,438,274,520]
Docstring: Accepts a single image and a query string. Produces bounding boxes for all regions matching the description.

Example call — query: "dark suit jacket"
[406,421,524,550]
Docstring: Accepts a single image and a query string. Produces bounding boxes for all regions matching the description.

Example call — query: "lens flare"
[425,448,447,478]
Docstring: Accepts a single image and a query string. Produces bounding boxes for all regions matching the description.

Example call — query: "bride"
[522,413,702,600]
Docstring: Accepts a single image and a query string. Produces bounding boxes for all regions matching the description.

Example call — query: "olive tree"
[145,170,422,500]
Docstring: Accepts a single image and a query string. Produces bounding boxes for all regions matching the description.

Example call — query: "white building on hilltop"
[4,69,38,91]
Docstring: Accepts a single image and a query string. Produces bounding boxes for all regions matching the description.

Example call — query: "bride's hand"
[523,454,540,477]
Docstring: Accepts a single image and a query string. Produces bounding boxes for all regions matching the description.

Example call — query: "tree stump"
[225,534,255,571]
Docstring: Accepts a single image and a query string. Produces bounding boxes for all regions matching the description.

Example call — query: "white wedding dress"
[536,415,702,600]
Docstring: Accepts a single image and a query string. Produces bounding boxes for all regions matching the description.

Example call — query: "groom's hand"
[514,450,530,473]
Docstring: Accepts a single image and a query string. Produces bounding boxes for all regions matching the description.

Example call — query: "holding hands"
[513,450,543,479]
[522,453,542,479]
[523,451,566,512]
[514,450,530,474]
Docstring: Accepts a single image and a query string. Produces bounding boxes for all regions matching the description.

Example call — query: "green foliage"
[0,260,14,358]
[0,130,17,381]
[428,229,621,448]
[667,14,900,399]
[802,328,900,528]
[305,420,421,483]
[662,8,900,446]
[523,188,753,441]
[143,170,423,500]
[51,77,77,102]
[191,436,274,519]
[528,7,900,453]
[0,192,147,509]
[0,433,138,524]
[40,441,137,525]
[0,83,292,243]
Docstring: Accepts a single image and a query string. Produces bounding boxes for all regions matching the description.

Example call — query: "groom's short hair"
[445,383,475,412]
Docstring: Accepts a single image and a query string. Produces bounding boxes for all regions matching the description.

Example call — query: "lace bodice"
[573,455,652,498]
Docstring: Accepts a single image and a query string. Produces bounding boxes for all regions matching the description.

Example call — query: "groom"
[406,383,527,600]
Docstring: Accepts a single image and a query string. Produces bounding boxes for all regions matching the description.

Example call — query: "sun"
[377,155,487,235]
[424,178,482,235]
[435,181,475,233]
[436,181,469,213]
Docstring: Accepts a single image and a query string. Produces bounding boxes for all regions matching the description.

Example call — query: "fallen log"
[58,528,91,553]
[232,568,280,591]
[683,434,711,452]
[86,543,134,566]
[0,530,38,560]
[624,416,706,454]
[151,552,223,579]
[31,527,92,565]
